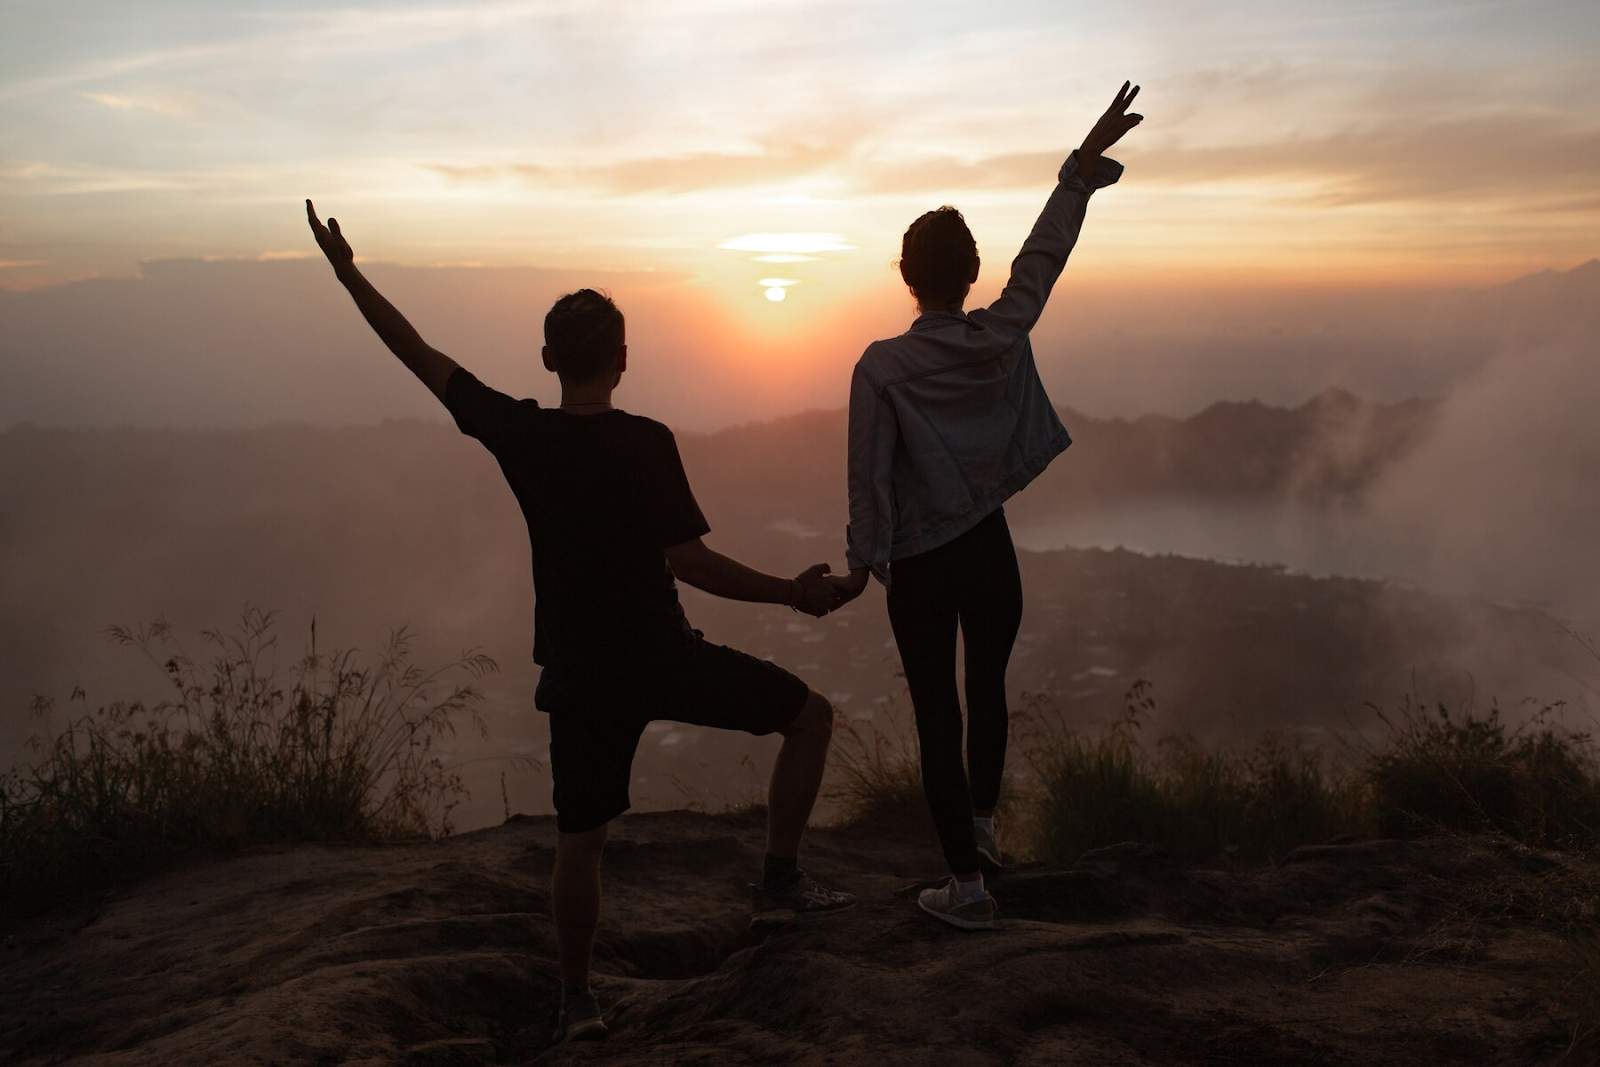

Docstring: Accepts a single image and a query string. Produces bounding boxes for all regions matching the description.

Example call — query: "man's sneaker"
[552,992,607,1046]
[917,878,998,930]
[750,871,856,927]
[974,821,1004,869]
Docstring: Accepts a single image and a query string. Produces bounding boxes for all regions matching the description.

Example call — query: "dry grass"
[832,679,1600,869]
[1015,681,1367,866]
[1,609,495,920]
[1360,694,1600,849]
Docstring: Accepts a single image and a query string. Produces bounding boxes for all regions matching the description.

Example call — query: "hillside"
[0,811,1585,1065]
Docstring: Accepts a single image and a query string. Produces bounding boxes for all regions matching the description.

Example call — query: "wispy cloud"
[423,136,863,195]
[1131,115,1600,206]
[80,87,206,119]
[3,0,1597,287]
[416,108,1600,211]
[0,161,208,196]
[0,41,242,103]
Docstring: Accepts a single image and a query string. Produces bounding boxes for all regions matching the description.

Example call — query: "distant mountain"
[0,390,1436,725]
[675,388,1439,545]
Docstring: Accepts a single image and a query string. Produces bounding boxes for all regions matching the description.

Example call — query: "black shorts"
[534,637,811,833]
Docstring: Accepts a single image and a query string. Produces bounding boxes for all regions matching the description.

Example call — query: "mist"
[4,258,1598,831]
[5,257,1597,432]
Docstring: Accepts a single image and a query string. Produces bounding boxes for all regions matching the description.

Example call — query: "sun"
[720,233,852,305]
[759,277,798,303]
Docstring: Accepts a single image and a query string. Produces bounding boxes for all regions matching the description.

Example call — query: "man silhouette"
[307,204,855,1044]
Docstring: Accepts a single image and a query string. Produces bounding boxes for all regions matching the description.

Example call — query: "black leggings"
[887,508,1023,874]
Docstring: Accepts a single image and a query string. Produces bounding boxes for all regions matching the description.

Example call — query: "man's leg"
[665,642,852,923]
[552,822,608,995]
[766,688,834,857]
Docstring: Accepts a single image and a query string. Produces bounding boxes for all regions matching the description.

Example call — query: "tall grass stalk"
[828,709,926,824]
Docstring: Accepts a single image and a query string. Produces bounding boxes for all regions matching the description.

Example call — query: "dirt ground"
[0,809,1589,1066]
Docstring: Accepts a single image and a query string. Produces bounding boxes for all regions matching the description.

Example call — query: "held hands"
[825,568,870,608]
[305,199,354,271]
[790,563,841,618]
[1078,81,1143,162]
[790,563,873,617]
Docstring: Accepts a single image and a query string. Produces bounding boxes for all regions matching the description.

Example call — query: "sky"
[1,0,1598,429]
[4,0,1598,288]
[5,0,1600,810]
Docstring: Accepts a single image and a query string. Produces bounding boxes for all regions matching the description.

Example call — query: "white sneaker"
[917,878,998,930]
[552,993,607,1045]
[974,821,1003,868]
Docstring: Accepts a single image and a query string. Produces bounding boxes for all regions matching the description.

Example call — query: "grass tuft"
[832,679,1599,869]
[1,608,496,920]
[1017,681,1365,866]
[828,712,926,825]
[1362,695,1600,850]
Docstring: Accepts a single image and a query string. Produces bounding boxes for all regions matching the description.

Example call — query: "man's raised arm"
[306,199,459,402]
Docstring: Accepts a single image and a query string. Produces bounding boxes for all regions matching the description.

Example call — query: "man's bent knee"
[782,689,834,744]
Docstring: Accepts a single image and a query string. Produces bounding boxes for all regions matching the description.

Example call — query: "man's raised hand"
[302,197,459,401]
[1080,81,1143,158]
[306,199,354,271]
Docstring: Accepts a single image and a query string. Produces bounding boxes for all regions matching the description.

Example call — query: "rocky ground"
[2,809,1592,1066]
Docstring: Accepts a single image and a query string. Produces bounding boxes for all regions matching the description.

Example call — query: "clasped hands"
[788,564,872,618]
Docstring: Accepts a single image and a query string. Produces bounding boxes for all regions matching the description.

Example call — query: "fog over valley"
[6,253,1598,830]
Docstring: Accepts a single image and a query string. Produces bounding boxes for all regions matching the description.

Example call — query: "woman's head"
[898,206,979,311]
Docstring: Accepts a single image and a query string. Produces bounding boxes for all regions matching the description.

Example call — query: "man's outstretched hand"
[306,199,354,272]
[792,563,843,618]
[1077,81,1142,174]
[302,197,458,401]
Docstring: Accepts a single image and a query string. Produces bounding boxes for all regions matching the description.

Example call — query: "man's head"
[899,206,979,312]
[542,289,626,386]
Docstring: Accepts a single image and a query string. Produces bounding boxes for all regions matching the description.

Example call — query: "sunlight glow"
[764,286,786,302]
[718,233,855,254]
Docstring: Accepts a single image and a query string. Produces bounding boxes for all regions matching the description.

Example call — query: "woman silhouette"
[829,82,1142,928]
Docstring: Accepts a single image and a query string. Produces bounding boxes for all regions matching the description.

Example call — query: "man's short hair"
[898,206,977,309]
[544,289,625,383]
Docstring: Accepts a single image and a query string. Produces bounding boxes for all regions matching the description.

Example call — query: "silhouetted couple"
[308,81,1141,1046]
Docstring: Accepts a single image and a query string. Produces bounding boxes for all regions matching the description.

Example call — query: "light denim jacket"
[845,150,1123,585]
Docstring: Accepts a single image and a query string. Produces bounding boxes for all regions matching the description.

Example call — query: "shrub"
[1017,681,1364,866]
[830,675,1600,869]
[0,609,495,919]
[1362,695,1600,849]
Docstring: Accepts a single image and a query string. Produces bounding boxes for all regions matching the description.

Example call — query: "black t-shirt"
[444,368,710,669]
